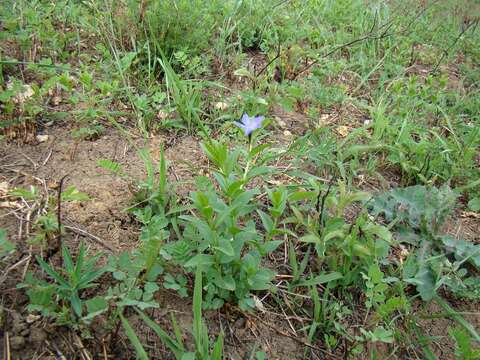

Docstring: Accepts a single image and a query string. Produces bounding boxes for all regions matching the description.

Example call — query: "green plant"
[305,285,352,350]
[371,185,480,301]
[363,264,389,311]
[0,229,14,258]
[99,143,179,220]
[8,184,90,248]
[122,268,224,360]
[20,243,108,326]
[288,181,391,287]
[449,327,480,360]
[157,54,204,132]
[106,249,164,311]
[162,135,281,309]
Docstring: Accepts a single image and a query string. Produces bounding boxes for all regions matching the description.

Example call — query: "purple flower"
[234,113,264,136]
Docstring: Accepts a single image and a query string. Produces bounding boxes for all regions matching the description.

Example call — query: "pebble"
[214,101,228,110]
[26,314,41,324]
[36,134,49,143]
[275,116,286,127]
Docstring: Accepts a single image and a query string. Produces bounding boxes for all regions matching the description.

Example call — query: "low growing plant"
[122,268,224,360]
[20,243,108,327]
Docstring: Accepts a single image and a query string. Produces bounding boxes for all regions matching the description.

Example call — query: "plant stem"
[243,134,254,183]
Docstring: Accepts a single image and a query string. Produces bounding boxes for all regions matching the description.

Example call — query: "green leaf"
[9,186,38,201]
[249,268,275,290]
[370,326,394,343]
[249,143,271,158]
[113,271,126,280]
[97,159,125,176]
[78,268,106,289]
[406,265,437,301]
[299,234,320,243]
[215,274,236,291]
[36,256,69,288]
[193,268,203,349]
[344,144,387,158]
[468,197,480,212]
[211,332,224,360]
[261,240,283,254]
[62,245,75,276]
[184,254,215,268]
[117,299,159,310]
[246,166,271,179]
[288,191,317,202]
[61,186,90,201]
[120,314,149,360]
[368,264,384,284]
[74,243,86,283]
[436,297,480,344]
[180,353,195,360]
[82,296,108,321]
[440,236,480,269]
[214,239,235,257]
[370,185,457,232]
[71,292,82,317]
[137,310,184,358]
[323,229,345,242]
[348,191,372,203]
[0,229,14,257]
[296,272,343,287]
[257,210,274,234]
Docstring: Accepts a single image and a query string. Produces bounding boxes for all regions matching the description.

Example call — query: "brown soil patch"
[0,123,309,359]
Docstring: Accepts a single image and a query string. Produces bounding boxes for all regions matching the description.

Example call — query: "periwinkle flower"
[234,113,264,137]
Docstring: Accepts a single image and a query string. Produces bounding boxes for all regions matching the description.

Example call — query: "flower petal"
[241,113,250,125]
[233,121,248,135]
[253,115,264,128]
[233,121,246,130]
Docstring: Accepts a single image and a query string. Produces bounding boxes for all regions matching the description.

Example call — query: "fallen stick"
[64,225,115,252]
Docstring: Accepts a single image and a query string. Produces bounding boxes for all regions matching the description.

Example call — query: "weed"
[2,0,480,358]
[122,268,224,360]
[19,243,108,327]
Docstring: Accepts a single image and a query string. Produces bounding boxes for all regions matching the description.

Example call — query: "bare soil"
[1,117,479,359]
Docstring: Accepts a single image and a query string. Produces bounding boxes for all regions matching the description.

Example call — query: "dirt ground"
[1,118,479,359]
[0,123,313,359]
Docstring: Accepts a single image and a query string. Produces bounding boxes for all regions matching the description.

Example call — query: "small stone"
[335,126,349,137]
[253,295,266,312]
[10,336,25,350]
[36,134,49,143]
[157,110,169,120]
[25,314,41,324]
[0,181,9,195]
[52,96,62,105]
[214,102,228,110]
[275,116,286,127]
[283,130,293,137]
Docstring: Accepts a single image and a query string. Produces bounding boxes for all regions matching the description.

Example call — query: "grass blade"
[136,309,184,359]
[120,313,149,360]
